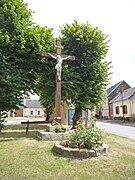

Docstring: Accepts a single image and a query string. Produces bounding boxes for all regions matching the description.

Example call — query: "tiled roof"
[106,81,123,96]
[25,99,42,108]
[131,93,135,99]
[110,87,135,103]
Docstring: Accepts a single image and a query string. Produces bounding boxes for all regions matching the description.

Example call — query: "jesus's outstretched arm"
[47,53,56,59]
[62,56,75,61]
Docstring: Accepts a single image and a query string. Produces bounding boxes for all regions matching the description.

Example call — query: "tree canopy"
[0,0,54,114]
[60,20,111,127]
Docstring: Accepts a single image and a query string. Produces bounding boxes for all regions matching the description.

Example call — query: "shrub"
[114,116,130,121]
[103,116,109,120]
[67,120,104,149]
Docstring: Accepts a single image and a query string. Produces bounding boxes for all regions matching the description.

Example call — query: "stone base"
[46,125,56,132]
[37,130,69,141]
[53,142,109,159]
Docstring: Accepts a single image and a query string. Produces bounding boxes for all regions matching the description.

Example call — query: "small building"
[10,99,45,118]
[23,99,45,117]
[110,87,135,121]
[107,80,131,118]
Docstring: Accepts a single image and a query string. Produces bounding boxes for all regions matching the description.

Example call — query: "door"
[68,109,75,126]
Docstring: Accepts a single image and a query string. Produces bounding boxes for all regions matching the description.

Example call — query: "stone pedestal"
[37,130,69,141]
[37,124,70,141]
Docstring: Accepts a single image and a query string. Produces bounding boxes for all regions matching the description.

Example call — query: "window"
[123,105,127,114]
[115,106,119,114]
[37,110,40,115]
[30,110,33,115]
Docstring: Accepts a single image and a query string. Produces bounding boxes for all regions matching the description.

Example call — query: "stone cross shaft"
[41,39,75,124]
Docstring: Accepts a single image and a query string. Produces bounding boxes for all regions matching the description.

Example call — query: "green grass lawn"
[0,125,135,180]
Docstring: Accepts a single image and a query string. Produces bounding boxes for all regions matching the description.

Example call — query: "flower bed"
[67,120,104,149]
[53,120,109,158]
[53,142,108,159]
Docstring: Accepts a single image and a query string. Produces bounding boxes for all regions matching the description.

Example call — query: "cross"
[41,39,75,124]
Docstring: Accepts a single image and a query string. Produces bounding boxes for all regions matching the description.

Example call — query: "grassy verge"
[0,125,135,180]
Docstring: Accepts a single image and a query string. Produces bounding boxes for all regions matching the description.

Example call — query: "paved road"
[96,121,135,140]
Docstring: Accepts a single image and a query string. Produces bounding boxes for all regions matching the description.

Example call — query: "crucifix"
[41,39,75,124]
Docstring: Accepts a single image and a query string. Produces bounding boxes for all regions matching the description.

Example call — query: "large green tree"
[0,0,54,129]
[60,20,111,128]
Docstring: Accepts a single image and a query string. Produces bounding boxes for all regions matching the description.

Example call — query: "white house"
[110,87,135,121]
[10,99,45,118]
[23,99,45,117]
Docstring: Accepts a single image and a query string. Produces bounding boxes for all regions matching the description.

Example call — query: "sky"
[24,0,135,89]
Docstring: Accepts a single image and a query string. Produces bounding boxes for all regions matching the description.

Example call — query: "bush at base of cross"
[63,120,104,149]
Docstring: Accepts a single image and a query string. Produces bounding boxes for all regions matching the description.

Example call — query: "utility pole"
[120,85,125,122]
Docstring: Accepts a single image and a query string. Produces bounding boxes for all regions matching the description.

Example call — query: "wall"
[113,99,131,117]
[102,98,109,117]
[129,98,135,118]
[15,109,23,117]
[23,108,45,117]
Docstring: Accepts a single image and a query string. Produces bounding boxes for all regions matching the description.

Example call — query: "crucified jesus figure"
[48,53,72,81]
[41,39,75,124]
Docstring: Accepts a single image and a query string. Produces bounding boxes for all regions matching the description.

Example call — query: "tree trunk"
[72,106,82,129]
[45,107,51,122]
[46,113,50,122]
